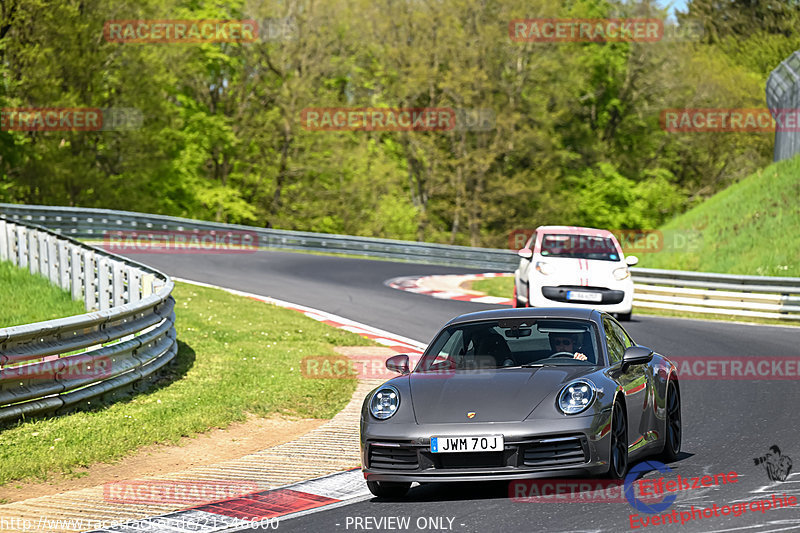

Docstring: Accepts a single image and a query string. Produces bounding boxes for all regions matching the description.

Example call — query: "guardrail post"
[71,246,82,300]
[98,257,111,311]
[142,273,155,298]
[5,222,16,266]
[17,225,27,268]
[47,234,58,285]
[28,228,38,275]
[37,232,48,277]
[112,261,125,307]
[58,240,70,290]
[0,220,6,261]
[128,266,141,304]
[83,249,97,311]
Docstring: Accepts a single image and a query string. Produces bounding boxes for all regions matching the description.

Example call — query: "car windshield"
[416,318,600,372]
[540,234,620,261]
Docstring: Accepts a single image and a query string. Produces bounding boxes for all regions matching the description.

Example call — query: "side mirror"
[386,354,410,375]
[518,248,533,260]
[622,345,653,366]
[625,255,639,266]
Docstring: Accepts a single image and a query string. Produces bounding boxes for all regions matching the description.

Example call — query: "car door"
[603,316,650,455]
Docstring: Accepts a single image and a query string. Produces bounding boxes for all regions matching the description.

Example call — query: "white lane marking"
[471,295,514,304]
[289,469,371,500]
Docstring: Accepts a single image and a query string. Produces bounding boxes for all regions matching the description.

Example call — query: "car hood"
[409,366,596,424]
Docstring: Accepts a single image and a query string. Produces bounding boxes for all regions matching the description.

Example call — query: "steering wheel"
[542,351,576,360]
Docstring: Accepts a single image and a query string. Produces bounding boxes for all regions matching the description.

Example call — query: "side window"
[603,317,625,364]
[433,330,463,366]
[611,321,633,350]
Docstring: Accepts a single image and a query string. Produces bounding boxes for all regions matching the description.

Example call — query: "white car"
[513,226,637,320]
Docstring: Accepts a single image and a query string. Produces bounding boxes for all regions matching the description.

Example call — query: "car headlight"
[613,266,630,280]
[535,261,553,275]
[557,380,596,415]
[370,386,400,419]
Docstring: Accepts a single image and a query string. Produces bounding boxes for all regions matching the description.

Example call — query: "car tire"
[366,481,411,498]
[616,312,632,321]
[514,283,526,308]
[660,380,681,462]
[606,402,628,479]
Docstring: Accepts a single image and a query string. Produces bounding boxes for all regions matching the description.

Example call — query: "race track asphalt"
[121,249,800,533]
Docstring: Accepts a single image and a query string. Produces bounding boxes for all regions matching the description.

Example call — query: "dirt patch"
[0,345,387,505]
[0,414,324,504]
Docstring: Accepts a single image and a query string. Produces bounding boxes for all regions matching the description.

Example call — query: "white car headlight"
[370,386,400,419]
[535,261,553,275]
[613,266,630,281]
[557,380,596,415]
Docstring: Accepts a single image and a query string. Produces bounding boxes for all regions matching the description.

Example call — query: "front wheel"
[660,381,681,462]
[606,402,629,479]
[514,283,526,308]
[366,481,411,498]
[616,312,632,321]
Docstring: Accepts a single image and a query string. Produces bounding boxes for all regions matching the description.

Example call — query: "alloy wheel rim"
[667,384,681,452]
[611,403,627,477]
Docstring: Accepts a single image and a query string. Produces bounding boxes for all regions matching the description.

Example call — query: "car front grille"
[521,437,588,467]
[368,444,419,470]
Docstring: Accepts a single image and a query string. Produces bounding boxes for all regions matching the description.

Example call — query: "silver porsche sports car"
[360,307,681,498]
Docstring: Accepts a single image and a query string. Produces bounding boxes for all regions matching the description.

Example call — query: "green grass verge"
[0,261,85,327]
[471,276,514,299]
[637,156,800,277]
[0,281,374,486]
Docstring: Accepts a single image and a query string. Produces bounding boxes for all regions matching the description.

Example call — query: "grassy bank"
[0,261,85,327]
[0,282,373,486]
[637,156,800,277]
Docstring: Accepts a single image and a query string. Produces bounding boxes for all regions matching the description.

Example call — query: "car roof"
[536,225,614,238]
[444,307,602,327]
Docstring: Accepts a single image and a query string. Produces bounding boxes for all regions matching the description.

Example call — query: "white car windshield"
[540,234,620,261]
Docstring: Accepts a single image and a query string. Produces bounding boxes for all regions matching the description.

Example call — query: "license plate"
[566,290,602,302]
[430,435,503,453]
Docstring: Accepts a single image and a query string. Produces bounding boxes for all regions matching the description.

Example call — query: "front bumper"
[361,415,611,482]
[530,284,633,314]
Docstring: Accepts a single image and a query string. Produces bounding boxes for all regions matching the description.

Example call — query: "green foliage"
[0,0,791,246]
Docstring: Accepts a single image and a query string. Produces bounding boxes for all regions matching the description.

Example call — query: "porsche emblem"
[466,412,476,419]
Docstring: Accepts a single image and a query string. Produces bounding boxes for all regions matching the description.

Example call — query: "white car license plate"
[566,290,602,302]
[430,435,503,453]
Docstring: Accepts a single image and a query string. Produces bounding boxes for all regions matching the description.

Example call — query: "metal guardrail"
[767,49,800,162]
[0,215,177,423]
[1,203,799,321]
[631,268,800,320]
[0,203,518,271]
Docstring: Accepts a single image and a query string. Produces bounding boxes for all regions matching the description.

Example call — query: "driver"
[549,333,589,361]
